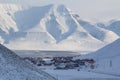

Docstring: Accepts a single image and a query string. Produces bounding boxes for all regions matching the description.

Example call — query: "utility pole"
[110,60,112,67]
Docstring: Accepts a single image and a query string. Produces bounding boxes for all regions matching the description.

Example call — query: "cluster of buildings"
[23,56,95,70]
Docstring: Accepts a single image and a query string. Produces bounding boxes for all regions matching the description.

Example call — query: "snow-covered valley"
[16,38,120,80]
[0,3,120,80]
[1,42,120,80]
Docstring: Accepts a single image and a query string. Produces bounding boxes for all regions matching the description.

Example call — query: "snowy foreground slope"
[0,44,56,80]
[82,39,120,75]
[0,4,119,51]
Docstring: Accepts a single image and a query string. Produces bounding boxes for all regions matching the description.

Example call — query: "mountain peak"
[49,4,70,14]
[57,4,67,10]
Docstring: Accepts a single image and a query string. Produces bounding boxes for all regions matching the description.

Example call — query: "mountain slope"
[0,4,119,51]
[84,39,120,59]
[81,39,120,75]
[0,44,56,80]
[97,20,120,36]
[73,16,119,43]
[82,39,120,73]
[107,20,120,36]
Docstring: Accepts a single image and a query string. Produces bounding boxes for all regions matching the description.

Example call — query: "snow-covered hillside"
[0,44,56,80]
[84,39,120,59]
[0,4,119,51]
[82,39,120,75]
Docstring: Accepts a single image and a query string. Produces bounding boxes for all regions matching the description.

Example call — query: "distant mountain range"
[0,4,119,51]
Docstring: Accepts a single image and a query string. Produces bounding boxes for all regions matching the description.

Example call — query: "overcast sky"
[0,0,120,22]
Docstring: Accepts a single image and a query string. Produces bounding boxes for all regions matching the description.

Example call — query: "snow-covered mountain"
[0,4,119,50]
[0,44,56,80]
[97,20,120,36]
[75,18,119,43]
